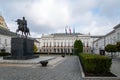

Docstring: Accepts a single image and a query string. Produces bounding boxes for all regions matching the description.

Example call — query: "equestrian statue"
[16,17,30,37]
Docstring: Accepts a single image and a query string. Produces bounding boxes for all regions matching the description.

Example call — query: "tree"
[105,44,117,58]
[116,42,120,52]
[74,40,83,55]
[34,44,38,53]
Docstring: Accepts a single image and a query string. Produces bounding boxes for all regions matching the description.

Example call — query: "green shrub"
[79,53,112,74]
[34,44,38,52]
[74,40,83,55]
[116,42,120,52]
[105,44,117,52]
[0,52,11,56]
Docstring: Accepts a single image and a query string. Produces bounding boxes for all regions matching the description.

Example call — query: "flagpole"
[69,27,71,34]
[65,26,67,35]
[73,27,75,34]
[65,26,67,56]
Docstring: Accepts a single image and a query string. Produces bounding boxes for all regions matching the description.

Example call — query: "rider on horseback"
[22,17,27,31]
[16,17,30,37]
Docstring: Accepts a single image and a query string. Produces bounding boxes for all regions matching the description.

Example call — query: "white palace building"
[35,33,95,54]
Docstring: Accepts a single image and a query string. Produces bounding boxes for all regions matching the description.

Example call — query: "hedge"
[79,53,112,74]
[0,52,11,56]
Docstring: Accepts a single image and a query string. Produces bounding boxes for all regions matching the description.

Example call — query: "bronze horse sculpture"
[16,18,30,37]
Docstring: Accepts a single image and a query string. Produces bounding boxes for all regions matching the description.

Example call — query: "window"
[50,42,51,47]
[64,42,66,47]
[61,42,63,47]
[54,42,56,47]
[5,39,7,46]
[83,43,85,47]
[54,49,56,53]
[117,32,120,41]
[87,50,88,52]
[61,49,63,53]
[113,36,116,44]
[47,42,48,47]
[57,49,59,53]
[44,49,45,52]
[68,49,70,53]
[57,42,59,47]
[68,42,70,47]
[43,42,45,47]
[72,49,74,53]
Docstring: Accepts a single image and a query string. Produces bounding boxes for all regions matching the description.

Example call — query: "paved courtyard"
[0,55,120,80]
[0,56,82,80]
[111,58,120,77]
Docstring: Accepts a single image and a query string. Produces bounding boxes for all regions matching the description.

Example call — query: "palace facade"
[35,33,94,54]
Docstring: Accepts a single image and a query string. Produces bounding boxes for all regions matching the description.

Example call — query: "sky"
[0,0,120,38]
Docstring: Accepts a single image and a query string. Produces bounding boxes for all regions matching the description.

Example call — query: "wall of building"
[114,26,120,42]
[93,24,120,56]
[0,34,11,53]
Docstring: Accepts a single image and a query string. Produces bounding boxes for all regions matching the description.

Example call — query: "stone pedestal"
[4,37,39,60]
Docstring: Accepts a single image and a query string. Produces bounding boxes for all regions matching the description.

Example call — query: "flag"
[65,26,67,34]
[73,27,75,34]
[69,27,71,34]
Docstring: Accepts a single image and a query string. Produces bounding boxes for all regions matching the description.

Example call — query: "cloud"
[26,0,70,28]
[98,0,120,17]
[81,21,114,35]
[0,0,120,37]
[70,0,97,16]
[1,0,71,34]
[70,0,120,35]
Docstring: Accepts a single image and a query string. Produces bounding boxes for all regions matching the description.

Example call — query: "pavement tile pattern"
[0,56,119,80]
[0,56,82,80]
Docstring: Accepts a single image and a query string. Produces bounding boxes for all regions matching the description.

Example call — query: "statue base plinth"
[4,37,39,60]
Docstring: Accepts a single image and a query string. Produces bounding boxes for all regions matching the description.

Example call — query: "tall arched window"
[47,42,48,47]
[57,49,59,53]
[61,42,63,47]
[43,42,45,47]
[54,49,56,53]
[57,42,59,47]
[50,42,51,47]
[54,42,56,47]
[64,42,66,47]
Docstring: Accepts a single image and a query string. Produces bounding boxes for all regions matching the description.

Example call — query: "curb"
[0,57,56,64]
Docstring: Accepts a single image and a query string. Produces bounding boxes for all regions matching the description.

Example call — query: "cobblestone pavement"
[0,56,82,80]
